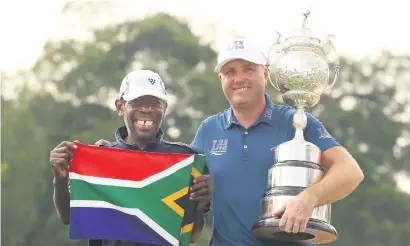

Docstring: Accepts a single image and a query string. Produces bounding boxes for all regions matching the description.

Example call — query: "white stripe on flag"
[69,155,195,188]
[71,200,179,246]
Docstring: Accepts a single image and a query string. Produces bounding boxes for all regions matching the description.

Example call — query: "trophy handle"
[325,59,340,92]
[267,31,283,91]
[323,34,340,92]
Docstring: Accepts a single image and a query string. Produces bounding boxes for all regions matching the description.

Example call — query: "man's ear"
[162,102,168,116]
[263,66,269,85]
[115,99,124,117]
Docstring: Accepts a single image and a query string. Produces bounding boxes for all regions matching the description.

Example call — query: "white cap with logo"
[119,70,168,102]
[214,38,267,73]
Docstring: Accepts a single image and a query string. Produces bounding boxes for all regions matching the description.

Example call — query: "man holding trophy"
[191,12,364,246]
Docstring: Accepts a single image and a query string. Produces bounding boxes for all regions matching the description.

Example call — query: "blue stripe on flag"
[69,207,173,246]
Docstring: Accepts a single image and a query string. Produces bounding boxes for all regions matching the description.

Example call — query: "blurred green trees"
[2,10,410,246]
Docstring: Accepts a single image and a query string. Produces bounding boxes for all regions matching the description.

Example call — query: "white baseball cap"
[214,38,267,73]
[118,70,167,102]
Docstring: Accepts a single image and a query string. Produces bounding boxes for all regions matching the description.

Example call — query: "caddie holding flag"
[49,70,211,246]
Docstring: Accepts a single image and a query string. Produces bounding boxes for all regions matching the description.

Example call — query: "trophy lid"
[287,27,315,39]
[288,11,320,39]
[280,10,329,52]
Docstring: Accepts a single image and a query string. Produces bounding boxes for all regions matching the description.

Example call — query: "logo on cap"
[148,78,156,85]
[227,40,244,51]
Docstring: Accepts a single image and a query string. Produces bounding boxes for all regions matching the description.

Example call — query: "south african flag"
[68,143,206,246]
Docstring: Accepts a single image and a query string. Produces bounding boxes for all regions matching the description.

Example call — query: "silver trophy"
[251,11,340,244]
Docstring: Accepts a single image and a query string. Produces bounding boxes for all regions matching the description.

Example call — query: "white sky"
[1,0,410,73]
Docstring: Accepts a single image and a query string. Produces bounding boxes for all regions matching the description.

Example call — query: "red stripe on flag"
[69,143,192,181]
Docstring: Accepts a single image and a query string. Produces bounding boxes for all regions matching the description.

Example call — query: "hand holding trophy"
[251,11,340,244]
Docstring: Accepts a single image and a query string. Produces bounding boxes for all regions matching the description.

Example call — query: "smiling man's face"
[218,59,268,108]
[116,95,166,145]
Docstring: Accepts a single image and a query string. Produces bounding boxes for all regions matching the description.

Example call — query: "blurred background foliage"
[2,2,410,246]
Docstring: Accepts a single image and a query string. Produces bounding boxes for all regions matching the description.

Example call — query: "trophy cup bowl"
[251,11,340,245]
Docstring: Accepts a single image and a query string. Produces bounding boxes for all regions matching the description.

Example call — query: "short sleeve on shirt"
[304,112,340,152]
[191,121,205,155]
